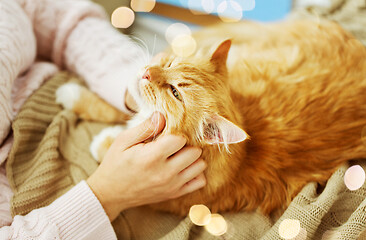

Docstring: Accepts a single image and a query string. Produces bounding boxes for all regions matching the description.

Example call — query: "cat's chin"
[127,77,147,111]
[126,107,155,129]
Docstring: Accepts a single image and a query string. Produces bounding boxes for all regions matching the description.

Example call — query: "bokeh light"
[111,7,135,28]
[189,204,212,226]
[204,213,228,236]
[201,0,215,14]
[242,0,256,11]
[131,0,156,12]
[322,230,342,240]
[293,228,307,240]
[278,219,301,239]
[187,0,204,15]
[165,23,192,44]
[171,34,197,58]
[344,165,366,191]
[217,0,243,23]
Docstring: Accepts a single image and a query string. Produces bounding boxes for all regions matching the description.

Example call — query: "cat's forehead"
[149,57,198,74]
[146,54,214,84]
[164,55,182,66]
[162,57,190,70]
[159,54,202,68]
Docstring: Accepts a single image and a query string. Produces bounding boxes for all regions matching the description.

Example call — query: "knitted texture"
[6,72,125,237]
[290,0,366,46]
[0,181,116,240]
[6,72,366,239]
[7,72,81,216]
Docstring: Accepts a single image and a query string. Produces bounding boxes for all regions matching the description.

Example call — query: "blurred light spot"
[187,0,205,15]
[131,0,156,12]
[189,204,211,226]
[322,230,342,240]
[242,0,256,11]
[344,165,365,191]
[165,23,192,44]
[219,220,236,239]
[217,0,243,23]
[171,34,197,58]
[361,125,366,146]
[111,7,135,28]
[202,0,215,13]
[205,213,228,236]
[278,219,301,239]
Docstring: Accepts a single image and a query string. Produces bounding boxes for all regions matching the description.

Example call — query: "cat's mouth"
[126,74,149,113]
[124,90,138,113]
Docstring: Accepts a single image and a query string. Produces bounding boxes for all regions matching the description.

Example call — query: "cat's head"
[128,40,248,148]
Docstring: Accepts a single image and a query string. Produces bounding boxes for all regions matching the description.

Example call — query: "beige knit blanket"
[6,70,366,239]
[291,0,366,46]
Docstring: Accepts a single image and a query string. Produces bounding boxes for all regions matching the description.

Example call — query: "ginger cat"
[56,19,366,217]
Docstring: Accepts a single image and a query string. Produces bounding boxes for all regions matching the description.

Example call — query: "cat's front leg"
[56,83,129,123]
[90,126,125,162]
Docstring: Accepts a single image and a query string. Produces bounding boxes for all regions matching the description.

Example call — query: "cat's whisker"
[130,34,149,53]
[152,105,160,142]
[129,50,150,68]
[151,34,157,58]
[129,35,153,63]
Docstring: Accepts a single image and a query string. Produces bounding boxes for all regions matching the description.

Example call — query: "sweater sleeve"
[64,17,146,113]
[0,181,117,240]
[16,0,147,113]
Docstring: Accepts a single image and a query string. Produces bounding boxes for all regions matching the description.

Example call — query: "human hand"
[87,112,206,221]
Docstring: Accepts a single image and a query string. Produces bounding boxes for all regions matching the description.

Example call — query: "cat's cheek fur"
[126,107,155,129]
[127,75,146,110]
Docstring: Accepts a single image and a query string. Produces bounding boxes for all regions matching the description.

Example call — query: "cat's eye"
[170,85,182,101]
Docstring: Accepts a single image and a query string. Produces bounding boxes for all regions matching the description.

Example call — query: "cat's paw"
[55,83,81,110]
[90,126,125,162]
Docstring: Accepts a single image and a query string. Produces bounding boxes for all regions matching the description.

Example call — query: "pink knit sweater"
[0,0,145,238]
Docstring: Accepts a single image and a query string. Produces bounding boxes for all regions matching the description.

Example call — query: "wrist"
[86,176,126,221]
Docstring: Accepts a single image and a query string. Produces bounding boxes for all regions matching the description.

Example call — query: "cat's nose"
[142,69,151,81]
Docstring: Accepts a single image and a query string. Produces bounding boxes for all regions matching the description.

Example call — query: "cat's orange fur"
[71,84,129,123]
[65,19,366,217]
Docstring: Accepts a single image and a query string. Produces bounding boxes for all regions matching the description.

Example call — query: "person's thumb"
[116,112,166,150]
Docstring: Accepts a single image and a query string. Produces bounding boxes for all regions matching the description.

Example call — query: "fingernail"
[151,112,160,126]
[200,178,207,187]
[197,148,203,156]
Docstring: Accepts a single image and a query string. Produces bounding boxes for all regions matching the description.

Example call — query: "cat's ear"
[202,115,248,145]
[210,39,232,72]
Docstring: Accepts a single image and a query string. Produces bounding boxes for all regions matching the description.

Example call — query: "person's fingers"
[116,112,165,150]
[168,147,202,174]
[175,173,206,198]
[178,159,206,184]
[147,134,187,158]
